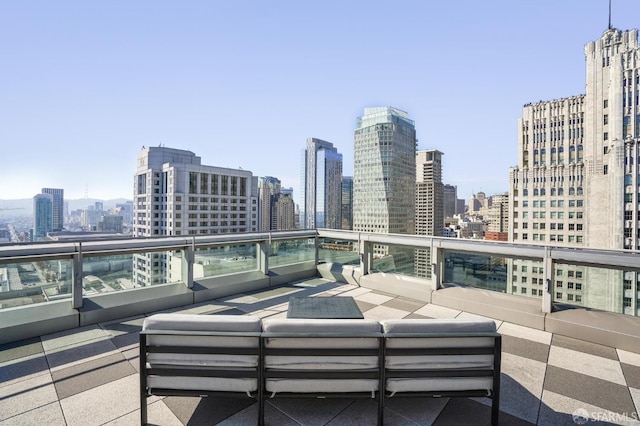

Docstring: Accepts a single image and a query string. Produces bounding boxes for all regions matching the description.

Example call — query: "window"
[604,99,608,108]
[556,292,563,299]
[604,114,608,125]
[556,281,563,288]
[604,132,608,141]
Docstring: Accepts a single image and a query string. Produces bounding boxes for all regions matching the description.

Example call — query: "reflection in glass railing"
[318,238,359,265]
[82,254,134,294]
[371,244,418,277]
[0,259,72,308]
[269,239,315,267]
[444,252,508,293]
[193,244,258,278]
[552,263,628,315]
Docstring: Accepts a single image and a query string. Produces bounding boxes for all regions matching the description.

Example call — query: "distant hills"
[0,198,132,219]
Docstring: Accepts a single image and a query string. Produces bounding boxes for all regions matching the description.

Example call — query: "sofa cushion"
[143,314,261,368]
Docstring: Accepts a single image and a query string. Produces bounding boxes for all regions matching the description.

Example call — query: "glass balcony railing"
[0,230,639,319]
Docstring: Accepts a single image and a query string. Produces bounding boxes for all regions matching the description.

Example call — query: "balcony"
[1,230,639,425]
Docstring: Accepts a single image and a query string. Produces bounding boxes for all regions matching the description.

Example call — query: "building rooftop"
[2,277,638,425]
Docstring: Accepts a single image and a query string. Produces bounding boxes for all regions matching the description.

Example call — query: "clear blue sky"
[1,0,639,201]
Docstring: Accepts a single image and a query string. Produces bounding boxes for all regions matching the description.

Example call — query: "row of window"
[516,233,584,242]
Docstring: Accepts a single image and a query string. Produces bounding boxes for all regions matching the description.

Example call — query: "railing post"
[257,234,270,275]
[431,241,443,291]
[72,243,83,309]
[183,238,195,289]
[542,246,553,313]
[359,234,372,275]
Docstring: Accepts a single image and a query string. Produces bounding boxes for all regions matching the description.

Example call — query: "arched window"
[577,186,583,195]
[551,188,556,196]
[558,187,564,195]
[569,187,575,195]
[533,188,539,196]
[523,189,529,196]
[540,188,546,196]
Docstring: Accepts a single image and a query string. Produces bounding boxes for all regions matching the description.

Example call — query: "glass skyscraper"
[353,107,416,238]
[300,138,343,230]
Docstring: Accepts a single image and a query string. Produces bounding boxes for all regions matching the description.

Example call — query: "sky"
[1,0,640,201]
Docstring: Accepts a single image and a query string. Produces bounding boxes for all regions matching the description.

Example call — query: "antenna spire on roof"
[608,0,612,29]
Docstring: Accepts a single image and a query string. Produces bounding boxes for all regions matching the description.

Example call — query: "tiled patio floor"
[1,278,639,425]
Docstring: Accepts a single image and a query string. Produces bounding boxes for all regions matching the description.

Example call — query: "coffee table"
[287,296,364,319]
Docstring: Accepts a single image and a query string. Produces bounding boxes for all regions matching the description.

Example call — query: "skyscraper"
[41,188,64,231]
[509,27,640,314]
[258,176,281,231]
[33,193,53,241]
[300,138,343,230]
[341,176,353,230]
[443,184,458,219]
[415,150,444,277]
[353,107,416,240]
[133,146,258,286]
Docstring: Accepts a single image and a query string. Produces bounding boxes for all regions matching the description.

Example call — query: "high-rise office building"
[484,192,509,241]
[258,176,281,231]
[443,184,458,219]
[33,193,53,241]
[41,188,64,231]
[274,192,295,230]
[415,150,444,277]
[353,107,416,243]
[341,176,353,230]
[509,27,640,314]
[133,146,258,286]
[300,138,343,230]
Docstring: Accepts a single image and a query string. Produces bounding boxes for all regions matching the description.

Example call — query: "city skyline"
[2,1,640,201]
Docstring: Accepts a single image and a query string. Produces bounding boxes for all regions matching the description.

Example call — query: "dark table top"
[287,296,364,319]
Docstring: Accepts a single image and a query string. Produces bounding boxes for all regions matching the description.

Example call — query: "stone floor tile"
[0,373,58,421]
[338,287,373,297]
[52,352,136,399]
[551,334,618,360]
[99,315,145,337]
[362,305,410,321]
[382,297,426,313]
[0,337,43,363]
[354,292,395,305]
[0,353,50,387]
[41,324,109,352]
[0,401,66,426]
[547,345,626,385]
[45,336,120,372]
[110,330,139,351]
[539,390,638,426]
[619,349,640,367]
[456,311,504,328]
[59,374,140,426]
[163,395,257,425]
[384,396,449,425]
[353,299,376,314]
[543,365,635,415]
[327,398,381,425]
[414,303,461,318]
[630,388,640,420]
[497,322,552,345]
[498,352,547,424]
[502,335,550,363]
[268,397,354,425]
[103,400,183,426]
[434,398,533,425]
[622,363,640,390]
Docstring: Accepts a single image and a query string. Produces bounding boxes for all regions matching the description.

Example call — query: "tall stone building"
[415,149,444,277]
[132,146,258,286]
[299,138,343,230]
[443,184,458,219]
[258,176,281,231]
[509,28,640,315]
[354,107,416,265]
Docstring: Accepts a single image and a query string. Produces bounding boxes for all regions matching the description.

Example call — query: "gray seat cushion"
[142,313,261,393]
[262,318,381,394]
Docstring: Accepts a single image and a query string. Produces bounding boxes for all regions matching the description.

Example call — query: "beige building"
[415,150,444,277]
[509,28,639,315]
[132,146,258,286]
